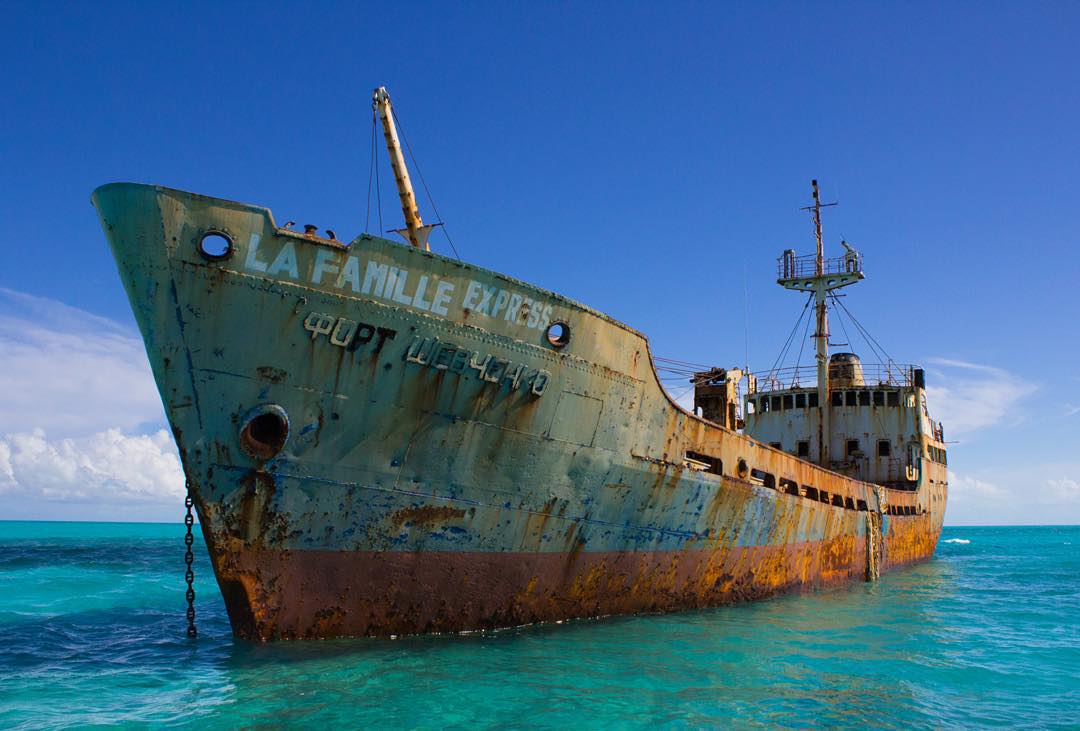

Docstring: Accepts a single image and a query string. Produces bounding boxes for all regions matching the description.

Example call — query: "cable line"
[390,107,461,260]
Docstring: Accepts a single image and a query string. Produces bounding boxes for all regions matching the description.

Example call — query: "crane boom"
[373,86,432,251]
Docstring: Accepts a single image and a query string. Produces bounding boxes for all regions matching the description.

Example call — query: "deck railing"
[777,252,862,280]
[752,363,916,394]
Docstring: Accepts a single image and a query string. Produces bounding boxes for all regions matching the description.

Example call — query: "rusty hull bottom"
[214,535,925,640]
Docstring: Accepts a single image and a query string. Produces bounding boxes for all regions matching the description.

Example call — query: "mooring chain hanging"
[183,480,197,638]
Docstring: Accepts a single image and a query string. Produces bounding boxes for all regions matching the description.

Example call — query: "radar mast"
[777,180,864,466]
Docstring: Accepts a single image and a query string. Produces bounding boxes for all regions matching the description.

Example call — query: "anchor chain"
[183,480,197,638]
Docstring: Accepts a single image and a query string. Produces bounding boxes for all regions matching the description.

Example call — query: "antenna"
[799,179,837,276]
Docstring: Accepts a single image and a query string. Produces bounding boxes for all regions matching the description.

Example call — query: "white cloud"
[947,470,1007,502]
[1046,478,1080,503]
[946,467,1080,525]
[0,287,164,438]
[0,428,184,504]
[924,357,1036,437]
[0,289,184,520]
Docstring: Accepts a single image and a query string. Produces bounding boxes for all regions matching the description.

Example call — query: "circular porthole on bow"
[546,321,571,348]
[198,231,233,261]
[239,404,290,460]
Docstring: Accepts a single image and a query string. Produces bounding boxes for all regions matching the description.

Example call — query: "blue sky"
[1,1,1077,523]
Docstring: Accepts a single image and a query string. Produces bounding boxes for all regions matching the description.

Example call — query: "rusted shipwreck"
[93,87,947,640]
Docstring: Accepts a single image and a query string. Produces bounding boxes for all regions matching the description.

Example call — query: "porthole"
[546,321,571,348]
[198,231,233,261]
[239,404,290,460]
[737,459,749,479]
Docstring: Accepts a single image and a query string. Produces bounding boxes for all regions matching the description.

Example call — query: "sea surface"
[0,522,1076,729]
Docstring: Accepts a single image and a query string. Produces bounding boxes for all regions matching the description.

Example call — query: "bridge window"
[845,391,857,407]
[795,393,807,408]
[797,440,810,457]
[858,390,870,406]
[846,439,860,457]
[878,440,891,457]
[831,391,842,406]
[887,391,900,407]
[761,397,770,413]
[771,396,782,411]
[873,391,885,406]
[808,392,819,408]
[782,394,793,410]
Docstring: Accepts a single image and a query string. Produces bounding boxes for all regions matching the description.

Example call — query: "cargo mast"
[777,180,863,467]
[810,181,833,468]
[373,86,434,251]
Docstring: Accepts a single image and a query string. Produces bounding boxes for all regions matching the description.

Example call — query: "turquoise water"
[0,523,1077,729]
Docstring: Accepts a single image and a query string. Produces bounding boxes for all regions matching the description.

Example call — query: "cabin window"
[886,391,900,407]
[819,490,830,503]
[803,485,818,500]
[750,469,775,489]
[942,450,948,466]
[845,497,856,510]
[780,478,799,495]
[858,390,871,406]
[770,441,783,450]
[832,392,843,406]
[795,393,807,408]
[832,494,844,507]
[771,396,782,412]
[808,392,819,408]
[783,394,794,410]
[846,439,860,457]
[878,440,891,457]
[856,499,868,511]
[797,440,810,457]
[873,391,885,407]
[845,391,857,407]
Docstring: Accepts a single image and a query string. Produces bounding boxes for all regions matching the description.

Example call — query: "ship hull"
[93,183,947,640]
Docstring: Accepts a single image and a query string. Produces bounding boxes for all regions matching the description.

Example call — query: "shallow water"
[1,522,1077,729]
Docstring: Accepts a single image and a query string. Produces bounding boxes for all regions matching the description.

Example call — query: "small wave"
[943,538,970,544]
